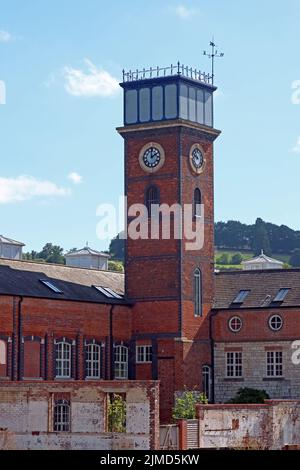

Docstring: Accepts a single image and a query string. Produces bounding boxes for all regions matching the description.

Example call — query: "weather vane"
[203,38,224,85]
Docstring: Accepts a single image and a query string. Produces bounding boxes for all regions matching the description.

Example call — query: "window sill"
[224,377,244,382]
[263,377,285,381]
[22,377,44,381]
[54,377,74,380]
[136,361,152,364]
[85,377,102,380]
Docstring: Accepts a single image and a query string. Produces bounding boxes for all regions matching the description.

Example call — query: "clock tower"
[117,64,221,421]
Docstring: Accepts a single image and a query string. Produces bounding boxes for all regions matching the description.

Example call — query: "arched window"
[114,345,128,379]
[146,185,159,216]
[85,342,101,379]
[55,340,71,378]
[54,399,71,432]
[202,365,211,402]
[193,188,202,217]
[194,268,202,316]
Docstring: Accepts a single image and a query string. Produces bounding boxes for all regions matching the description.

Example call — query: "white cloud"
[174,5,198,19]
[0,175,70,204]
[68,172,82,184]
[292,137,300,153]
[63,59,119,97]
[0,30,13,42]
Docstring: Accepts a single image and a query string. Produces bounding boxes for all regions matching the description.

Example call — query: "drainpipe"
[109,304,115,380]
[209,309,219,403]
[18,296,23,381]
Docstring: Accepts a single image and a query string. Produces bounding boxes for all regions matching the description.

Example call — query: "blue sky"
[0,0,300,252]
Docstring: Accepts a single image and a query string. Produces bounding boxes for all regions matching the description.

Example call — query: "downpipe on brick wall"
[109,304,115,380]
[209,308,219,403]
[18,296,23,381]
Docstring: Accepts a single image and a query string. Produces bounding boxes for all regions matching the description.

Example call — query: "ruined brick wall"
[196,400,300,449]
[0,380,159,450]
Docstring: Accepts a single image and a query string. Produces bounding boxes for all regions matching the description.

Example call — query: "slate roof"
[65,247,110,258]
[0,259,126,305]
[0,235,25,246]
[214,269,300,309]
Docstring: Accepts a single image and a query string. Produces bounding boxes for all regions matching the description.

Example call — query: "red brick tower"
[117,64,220,421]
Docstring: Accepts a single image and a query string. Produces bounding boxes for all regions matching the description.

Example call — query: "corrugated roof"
[241,252,283,266]
[0,259,125,304]
[0,235,25,246]
[214,269,300,309]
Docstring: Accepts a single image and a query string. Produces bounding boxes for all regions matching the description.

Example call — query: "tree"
[108,260,124,272]
[231,253,243,265]
[216,253,230,265]
[109,232,125,261]
[38,243,65,264]
[108,394,126,432]
[172,390,207,420]
[290,249,300,267]
[228,387,269,404]
[252,218,272,256]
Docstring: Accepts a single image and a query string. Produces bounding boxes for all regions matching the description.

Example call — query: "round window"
[268,315,283,331]
[228,316,242,333]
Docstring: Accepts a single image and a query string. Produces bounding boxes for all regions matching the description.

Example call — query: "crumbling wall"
[0,380,159,450]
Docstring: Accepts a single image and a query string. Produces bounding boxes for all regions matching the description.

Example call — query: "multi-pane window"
[202,365,211,402]
[146,186,159,216]
[228,316,243,333]
[55,340,71,378]
[194,268,202,316]
[54,399,70,432]
[114,345,128,379]
[266,351,283,377]
[268,315,283,331]
[85,343,101,379]
[193,188,202,217]
[226,352,243,377]
[136,345,152,363]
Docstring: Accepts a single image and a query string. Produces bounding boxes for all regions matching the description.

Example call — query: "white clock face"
[143,147,161,168]
[139,142,165,173]
[189,144,206,174]
[192,148,204,169]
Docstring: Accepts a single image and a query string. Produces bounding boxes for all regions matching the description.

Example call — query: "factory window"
[55,339,72,378]
[53,399,71,432]
[114,345,128,379]
[194,268,202,316]
[226,352,243,377]
[266,351,283,377]
[85,342,101,379]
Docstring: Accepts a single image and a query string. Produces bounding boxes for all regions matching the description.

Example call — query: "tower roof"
[65,246,110,258]
[0,235,25,246]
[241,250,284,267]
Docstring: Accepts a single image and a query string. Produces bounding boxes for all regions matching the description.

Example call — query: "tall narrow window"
[194,188,202,217]
[114,345,128,379]
[55,340,71,378]
[85,343,101,379]
[202,365,211,402]
[0,340,7,377]
[194,268,202,316]
[146,185,159,216]
[54,399,71,432]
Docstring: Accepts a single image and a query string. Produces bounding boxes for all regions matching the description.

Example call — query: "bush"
[228,387,270,404]
[108,394,126,432]
[216,253,230,265]
[231,253,243,265]
[108,260,124,272]
[290,249,300,267]
[172,390,208,420]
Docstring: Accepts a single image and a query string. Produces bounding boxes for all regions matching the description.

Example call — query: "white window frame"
[268,315,283,331]
[55,340,71,378]
[226,351,243,377]
[266,351,283,377]
[228,316,243,333]
[53,399,71,432]
[85,342,101,379]
[114,345,128,379]
[202,365,212,401]
[0,339,6,366]
[194,268,202,317]
[136,345,152,363]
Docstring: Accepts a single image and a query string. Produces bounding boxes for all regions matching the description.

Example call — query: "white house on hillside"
[65,246,110,270]
[0,235,25,260]
[241,250,284,270]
